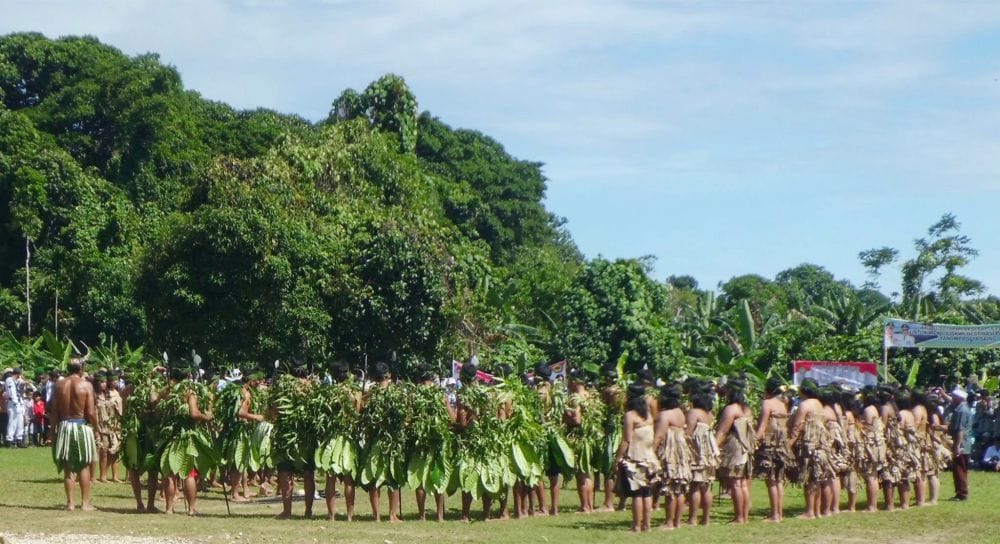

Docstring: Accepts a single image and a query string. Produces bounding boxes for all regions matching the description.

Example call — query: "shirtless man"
[323,362,361,521]
[364,362,402,523]
[231,379,262,503]
[51,355,98,511]
[413,367,455,522]
[534,363,554,516]
[566,369,594,513]
[153,366,214,516]
[598,369,624,512]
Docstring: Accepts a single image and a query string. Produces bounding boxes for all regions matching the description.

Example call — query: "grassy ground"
[1,446,998,543]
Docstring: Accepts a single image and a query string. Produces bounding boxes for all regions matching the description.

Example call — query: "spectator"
[971,391,993,465]
[32,391,47,446]
[1,368,9,445]
[982,438,1000,472]
[946,387,973,501]
[4,367,27,448]
[44,369,60,412]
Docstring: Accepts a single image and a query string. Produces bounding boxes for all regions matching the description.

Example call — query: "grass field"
[1,447,998,543]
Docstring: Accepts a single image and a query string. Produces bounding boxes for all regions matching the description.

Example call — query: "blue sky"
[4,1,1000,298]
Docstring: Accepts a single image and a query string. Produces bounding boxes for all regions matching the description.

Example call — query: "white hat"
[951,387,968,400]
[225,369,243,382]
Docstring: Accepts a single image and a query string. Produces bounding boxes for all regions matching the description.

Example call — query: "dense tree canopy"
[2,33,998,389]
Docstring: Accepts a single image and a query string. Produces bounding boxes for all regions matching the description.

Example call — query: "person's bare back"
[54,375,96,426]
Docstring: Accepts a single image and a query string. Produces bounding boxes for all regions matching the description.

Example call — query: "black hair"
[496,364,512,379]
[725,376,747,406]
[568,367,586,383]
[919,390,941,413]
[764,377,783,397]
[799,378,820,399]
[602,367,618,382]
[659,384,682,410]
[291,364,309,379]
[861,387,879,408]
[818,386,839,406]
[459,362,478,384]
[691,392,714,412]
[169,366,189,382]
[626,383,648,418]
[67,361,83,375]
[534,363,552,381]
[370,361,390,382]
[895,389,913,411]
[876,384,896,405]
[635,368,654,385]
[329,361,350,383]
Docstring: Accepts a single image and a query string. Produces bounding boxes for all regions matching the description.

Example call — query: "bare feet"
[597,505,616,512]
[80,504,96,512]
[230,495,251,503]
[274,512,292,520]
[66,504,76,511]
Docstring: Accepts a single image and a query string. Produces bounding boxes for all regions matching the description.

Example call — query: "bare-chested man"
[413,366,455,522]
[598,369,624,512]
[51,355,98,511]
[566,369,595,513]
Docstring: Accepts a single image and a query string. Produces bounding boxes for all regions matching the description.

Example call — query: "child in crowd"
[32,391,46,446]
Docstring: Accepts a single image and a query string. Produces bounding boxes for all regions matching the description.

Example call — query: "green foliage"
[555,258,684,376]
[5,33,1000,394]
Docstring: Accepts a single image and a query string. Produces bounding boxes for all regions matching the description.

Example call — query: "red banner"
[793,360,878,388]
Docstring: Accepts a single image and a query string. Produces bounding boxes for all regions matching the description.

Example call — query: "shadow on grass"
[16,478,63,484]
[0,502,75,511]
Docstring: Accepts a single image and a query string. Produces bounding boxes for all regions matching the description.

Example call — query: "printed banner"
[452,359,496,387]
[526,360,569,383]
[884,319,1000,349]
[549,360,568,382]
[793,360,878,388]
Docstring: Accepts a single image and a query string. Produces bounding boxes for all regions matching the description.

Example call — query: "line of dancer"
[50,355,959,532]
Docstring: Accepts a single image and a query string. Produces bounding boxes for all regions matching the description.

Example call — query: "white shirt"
[4,376,23,407]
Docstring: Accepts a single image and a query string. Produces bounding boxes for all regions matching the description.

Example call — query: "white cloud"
[3,0,1000,290]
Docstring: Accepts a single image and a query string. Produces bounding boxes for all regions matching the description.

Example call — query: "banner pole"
[882,342,888,382]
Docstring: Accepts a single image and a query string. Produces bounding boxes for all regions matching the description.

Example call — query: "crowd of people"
[12,352,1000,531]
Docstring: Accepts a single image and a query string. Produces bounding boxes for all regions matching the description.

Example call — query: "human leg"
[368,487,381,522]
[63,465,77,510]
[325,474,337,520]
[276,470,294,518]
[548,474,560,515]
[183,473,199,515]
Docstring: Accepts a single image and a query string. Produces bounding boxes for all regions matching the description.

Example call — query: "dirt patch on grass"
[808,531,953,544]
[1,534,202,544]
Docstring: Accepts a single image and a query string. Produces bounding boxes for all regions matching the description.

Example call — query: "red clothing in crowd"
[33,399,45,423]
